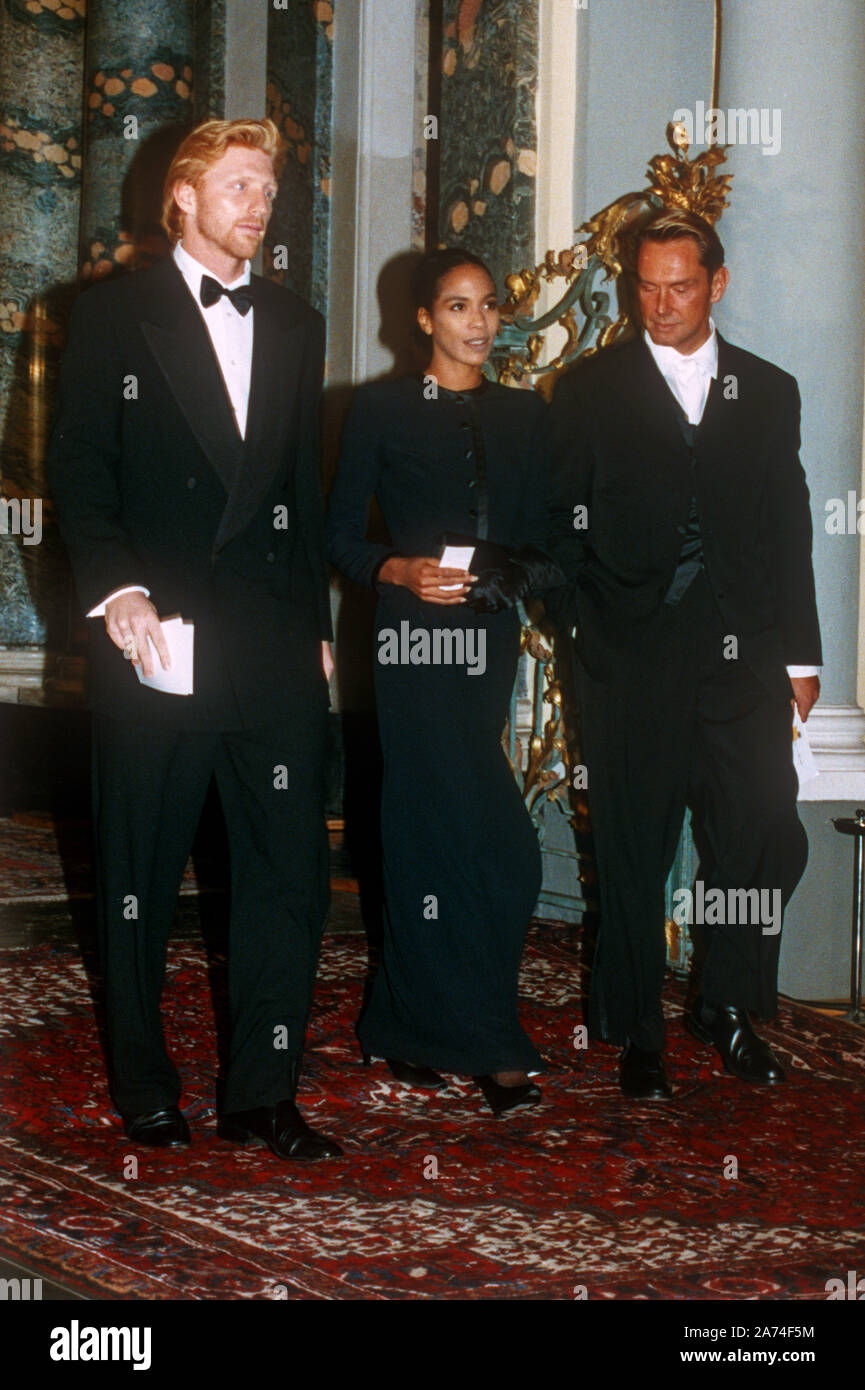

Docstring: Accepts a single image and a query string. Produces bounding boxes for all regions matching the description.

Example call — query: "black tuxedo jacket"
[47,256,331,728]
[547,332,822,699]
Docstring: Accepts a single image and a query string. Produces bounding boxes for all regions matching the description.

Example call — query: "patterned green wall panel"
[79,0,196,280]
[265,0,334,315]
[194,0,227,123]
[0,0,85,646]
[438,0,538,295]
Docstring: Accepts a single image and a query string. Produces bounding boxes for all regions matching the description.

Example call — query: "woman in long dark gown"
[326,249,560,1115]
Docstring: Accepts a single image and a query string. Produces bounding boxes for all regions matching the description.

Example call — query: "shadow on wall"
[324,249,433,954]
[325,248,431,713]
[4,125,184,656]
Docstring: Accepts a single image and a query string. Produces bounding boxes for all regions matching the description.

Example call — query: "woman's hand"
[378,555,476,605]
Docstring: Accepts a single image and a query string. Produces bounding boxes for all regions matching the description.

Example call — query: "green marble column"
[265,0,334,314]
[194,0,227,124]
[0,0,85,650]
[438,0,538,294]
[79,0,195,280]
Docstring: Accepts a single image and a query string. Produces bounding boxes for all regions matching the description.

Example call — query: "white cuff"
[786,665,821,678]
[87,585,150,618]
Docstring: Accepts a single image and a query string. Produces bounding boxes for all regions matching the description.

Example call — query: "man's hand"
[378,555,476,605]
[104,591,170,678]
[790,674,820,723]
[321,641,334,682]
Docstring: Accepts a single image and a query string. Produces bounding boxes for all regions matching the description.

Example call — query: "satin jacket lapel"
[214,278,303,551]
[138,257,243,496]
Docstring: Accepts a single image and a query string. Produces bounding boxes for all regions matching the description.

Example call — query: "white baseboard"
[0,647,85,707]
[797,703,865,801]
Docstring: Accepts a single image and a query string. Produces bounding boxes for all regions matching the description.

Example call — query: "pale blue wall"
[717,0,865,710]
[576,0,716,228]
[717,0,865,1002]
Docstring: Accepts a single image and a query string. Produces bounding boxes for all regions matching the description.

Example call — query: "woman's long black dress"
[327,375,550,1075]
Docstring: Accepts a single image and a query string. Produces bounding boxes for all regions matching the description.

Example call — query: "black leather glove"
[467,545,565,614]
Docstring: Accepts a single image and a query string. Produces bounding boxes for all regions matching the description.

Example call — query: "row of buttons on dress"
[460,419,477,518]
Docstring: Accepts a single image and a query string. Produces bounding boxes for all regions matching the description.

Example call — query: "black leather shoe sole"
[363,1055,447,1089]
[217,1116,343,1160]
[474,1076,541,1116]
[217,1117,257,1144]
[684,1011,786,1085]
[619,1076,673,1100]
[683,1010,714,1047]
[619,1045,673,1100]
[123,1106,191,1147]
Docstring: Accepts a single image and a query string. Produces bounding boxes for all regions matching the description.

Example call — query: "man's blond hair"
[634,207,725,278]
[161,118,286,243]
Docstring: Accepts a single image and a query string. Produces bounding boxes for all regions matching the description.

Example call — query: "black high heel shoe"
[474,1074,541,1117]
[363,1054,446,1089]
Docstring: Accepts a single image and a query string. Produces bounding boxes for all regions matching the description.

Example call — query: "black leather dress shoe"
[363,1054,446,1089]
[685,999,786,1084]
[474,1075,541,1116]
[619,1043,673,1100]
[218,1099,343,1159]
[123,1106,191,1147]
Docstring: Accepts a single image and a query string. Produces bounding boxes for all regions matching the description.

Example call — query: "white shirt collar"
[173,240,251,294]
[644,317,719,379]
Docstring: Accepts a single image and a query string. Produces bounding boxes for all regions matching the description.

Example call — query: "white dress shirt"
[644,316,718,426]
[87,241,255,619]
[172,240,254,439]
[644,319,819,680]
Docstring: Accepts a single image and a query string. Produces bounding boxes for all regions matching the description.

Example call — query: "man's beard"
[196,212,266,263]
[223,223,265,258]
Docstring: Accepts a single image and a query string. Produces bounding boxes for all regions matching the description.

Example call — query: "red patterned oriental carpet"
[0,813,204,903]
[1,928,864,1300]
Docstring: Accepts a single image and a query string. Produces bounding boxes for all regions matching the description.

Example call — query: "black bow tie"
[200,275,253,316]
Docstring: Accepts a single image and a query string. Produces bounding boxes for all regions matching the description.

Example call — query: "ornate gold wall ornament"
[493,123,733,388]
[504,622,573,819]
[648,121,732,225]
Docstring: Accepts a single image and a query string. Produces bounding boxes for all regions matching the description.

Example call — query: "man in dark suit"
[48,118,341,1158]
[549,208,821,1099]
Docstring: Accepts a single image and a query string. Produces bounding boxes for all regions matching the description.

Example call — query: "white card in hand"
[439,544,475,591]
[134,616,194,696]
[792,707,818,791]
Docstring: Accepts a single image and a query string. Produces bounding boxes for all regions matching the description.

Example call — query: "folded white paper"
[439,544,475,591]
[792,707,818,791]
[134,616,194,696]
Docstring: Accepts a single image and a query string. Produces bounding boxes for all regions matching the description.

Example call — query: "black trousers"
[576,570,807,1050]
[91,697,329,1117]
